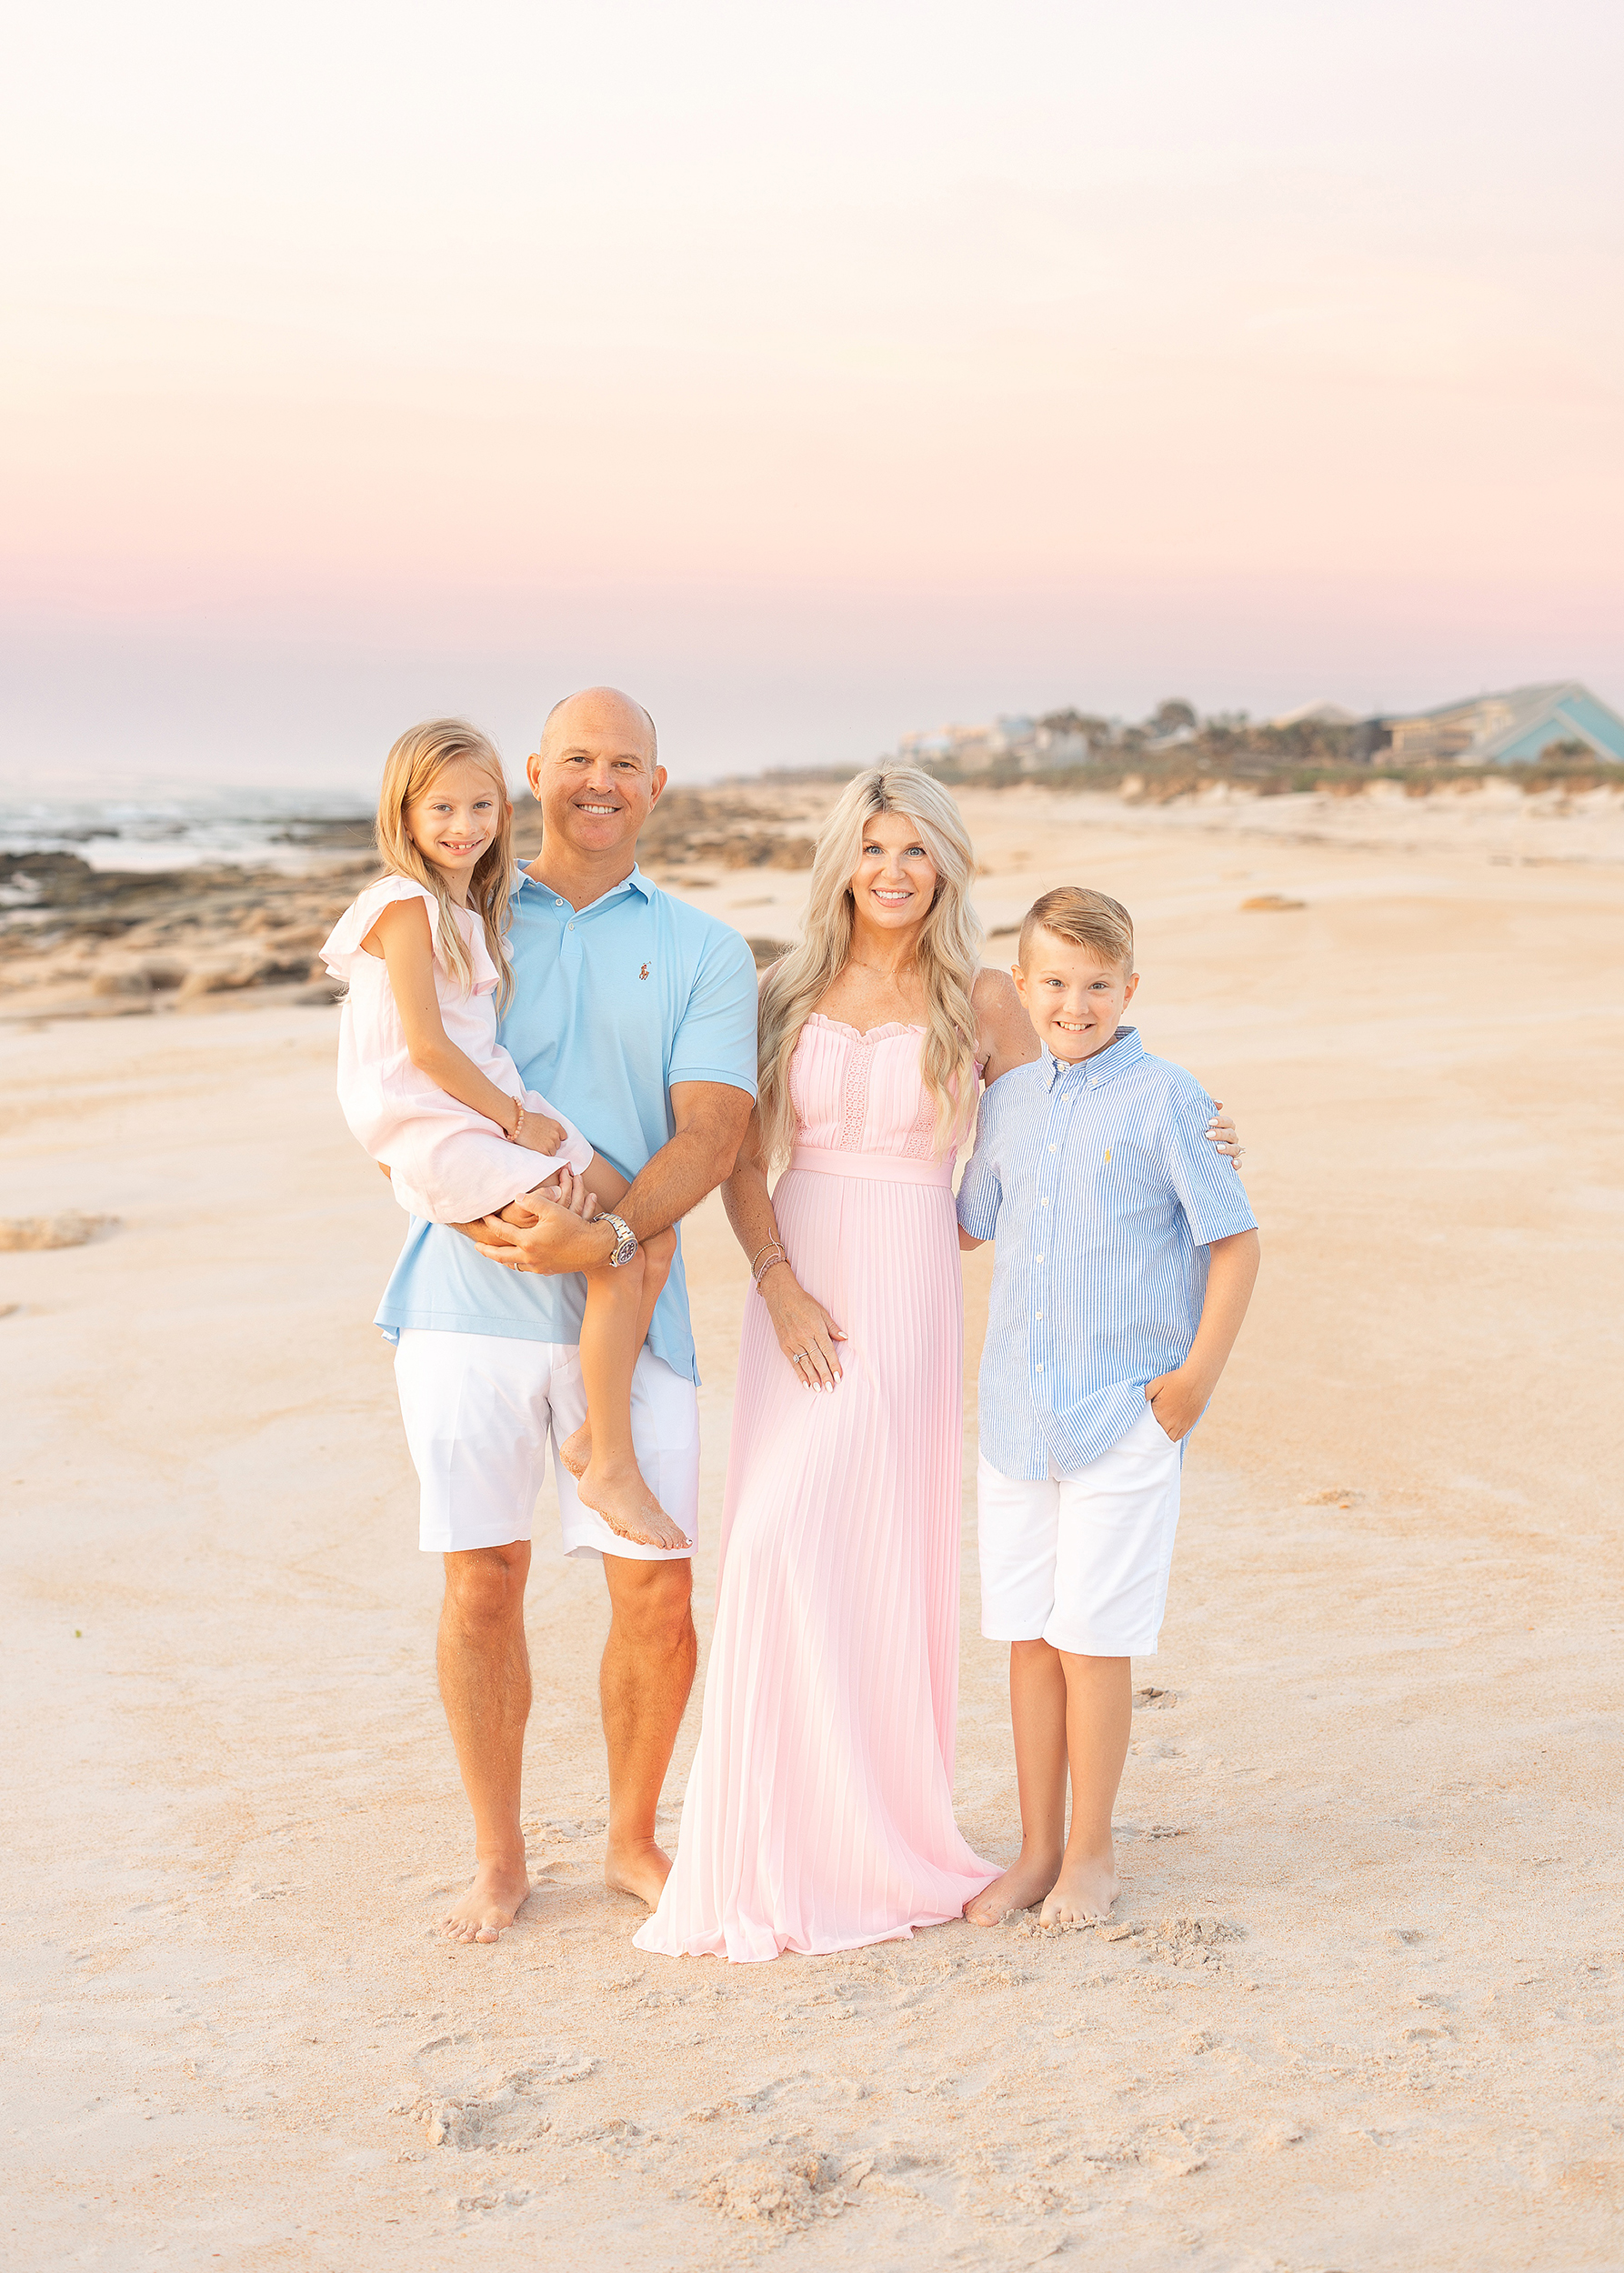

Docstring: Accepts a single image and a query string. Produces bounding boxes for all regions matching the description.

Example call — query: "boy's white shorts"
[977,1403,1182,1655]
[394,1327,699,1561]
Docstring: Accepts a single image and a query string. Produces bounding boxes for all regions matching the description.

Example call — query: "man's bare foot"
[578,1458,689,1551]
[605,1834,673,1908]
[965,1848,1063,1926]
[559,1419,591,1480]
[1038,1849,1119,1928]
[436,1857,532,1946]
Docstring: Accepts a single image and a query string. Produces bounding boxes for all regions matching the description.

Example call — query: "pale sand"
[4,787,1621,2269]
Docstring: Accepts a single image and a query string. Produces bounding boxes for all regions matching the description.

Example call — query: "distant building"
[896,714,1096,773]
[1268,700,1360,729]
[1368,682,1624,766]
[1026,721,1092,768]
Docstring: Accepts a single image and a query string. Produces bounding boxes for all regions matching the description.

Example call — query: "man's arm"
[468,1080,754,1276]
[1145,1227,1260,1442]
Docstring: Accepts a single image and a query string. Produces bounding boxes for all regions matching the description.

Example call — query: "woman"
[636,768,1234,1962]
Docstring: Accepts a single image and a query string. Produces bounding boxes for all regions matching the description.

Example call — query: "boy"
[957,886,1259,1928]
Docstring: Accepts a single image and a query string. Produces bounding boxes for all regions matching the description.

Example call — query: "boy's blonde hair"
[1017,886,1135,973]
[376,719,516,1004]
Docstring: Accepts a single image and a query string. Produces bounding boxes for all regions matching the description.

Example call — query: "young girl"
[321,717,686,1551]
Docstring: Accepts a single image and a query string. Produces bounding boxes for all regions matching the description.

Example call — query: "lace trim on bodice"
[804,1012,941,1157]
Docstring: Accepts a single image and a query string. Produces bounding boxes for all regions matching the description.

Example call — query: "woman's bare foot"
[577,1457,689,1551]
[1038,1848,1119,1928]
[965,1847,1063,1926]
[558,1419,591,1480]
[604,1833,673,1908]
[437,1857,532,1945]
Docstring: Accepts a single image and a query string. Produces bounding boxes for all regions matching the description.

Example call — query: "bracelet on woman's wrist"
[755,1256,790,1292]
[751,1237,787,1287]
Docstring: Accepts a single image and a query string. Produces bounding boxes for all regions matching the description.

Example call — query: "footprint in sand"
[696,2148,858,2229]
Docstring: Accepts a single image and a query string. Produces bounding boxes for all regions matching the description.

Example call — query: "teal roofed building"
[1378,682,1624,766]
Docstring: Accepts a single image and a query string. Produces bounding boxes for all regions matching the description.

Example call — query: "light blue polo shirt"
[957,1027,1257,1479]
[374,863,758,1384]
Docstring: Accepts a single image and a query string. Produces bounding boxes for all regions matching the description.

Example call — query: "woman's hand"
[760,1267,848,1390]
[1206,1104,1245,1167]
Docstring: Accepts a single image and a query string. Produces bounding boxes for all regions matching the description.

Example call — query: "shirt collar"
[513,861,654,911]
[1042,1026,1144,1088]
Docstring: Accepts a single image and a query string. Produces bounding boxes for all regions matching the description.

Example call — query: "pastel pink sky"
[4,0,1621,787]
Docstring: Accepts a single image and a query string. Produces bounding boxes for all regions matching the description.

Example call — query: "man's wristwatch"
[601,1212,638,1268]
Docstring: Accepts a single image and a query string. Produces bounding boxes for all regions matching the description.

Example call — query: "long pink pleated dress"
[635,1014,996,1963]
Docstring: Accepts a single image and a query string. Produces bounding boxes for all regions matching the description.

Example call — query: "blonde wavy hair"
[757,766,985,1168]
[375,719,516,1003]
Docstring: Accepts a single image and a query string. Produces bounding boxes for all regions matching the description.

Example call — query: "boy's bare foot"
[604,1834,673,1908]
[1038,1849,1119,1928]
[558,1419,591,1480]
[436,1857,532,1945]
[965,1848,1064,1926]
[577,1458,690,1551]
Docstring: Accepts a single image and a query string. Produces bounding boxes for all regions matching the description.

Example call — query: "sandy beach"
[5,782,1622,2270]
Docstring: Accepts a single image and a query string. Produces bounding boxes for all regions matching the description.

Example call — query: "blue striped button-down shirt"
[957,1027,1257,1480]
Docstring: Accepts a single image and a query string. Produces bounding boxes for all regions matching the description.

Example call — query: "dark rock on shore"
[0,786,825,1020]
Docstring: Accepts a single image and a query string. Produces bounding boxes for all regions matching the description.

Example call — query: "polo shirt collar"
[1042,1026,1144,1088]
[513,861,654,910]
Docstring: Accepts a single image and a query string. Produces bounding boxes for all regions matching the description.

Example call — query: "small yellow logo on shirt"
[1103,1147,1111,1164]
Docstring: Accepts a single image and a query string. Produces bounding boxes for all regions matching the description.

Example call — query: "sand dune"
[3,787,1621,2269]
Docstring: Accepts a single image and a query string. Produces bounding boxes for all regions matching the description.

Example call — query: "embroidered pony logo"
[639,962,650,981]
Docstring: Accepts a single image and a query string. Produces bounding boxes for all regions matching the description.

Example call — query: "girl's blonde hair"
[757,766,984,1168]
[376,719,516,1002]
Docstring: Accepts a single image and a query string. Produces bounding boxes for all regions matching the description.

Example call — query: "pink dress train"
[635,1015,994,1963]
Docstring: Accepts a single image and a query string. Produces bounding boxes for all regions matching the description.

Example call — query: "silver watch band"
[601,1211,637,1268]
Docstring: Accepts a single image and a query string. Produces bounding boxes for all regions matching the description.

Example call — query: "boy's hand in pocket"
[1145,1367,1207,1443]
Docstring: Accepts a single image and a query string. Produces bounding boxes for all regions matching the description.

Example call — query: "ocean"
[0,787,377,873]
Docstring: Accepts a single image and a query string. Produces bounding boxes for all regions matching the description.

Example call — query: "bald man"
[376,688,757,1943]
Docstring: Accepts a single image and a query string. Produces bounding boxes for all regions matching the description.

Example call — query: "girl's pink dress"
[321,876,591,1225]
[636,1015,995,1963]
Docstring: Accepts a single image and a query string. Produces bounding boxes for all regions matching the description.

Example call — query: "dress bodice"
[788,1014,946,1164]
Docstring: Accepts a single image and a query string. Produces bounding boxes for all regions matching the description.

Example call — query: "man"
[376,686,757,1943]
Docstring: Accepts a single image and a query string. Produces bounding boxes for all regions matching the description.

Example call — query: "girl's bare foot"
[558,1419,592,1479]
[1038,1848,1119,1928]
[437,1857,531,1945]
[577,1458,690,1551]
[965,1847,1063,1926]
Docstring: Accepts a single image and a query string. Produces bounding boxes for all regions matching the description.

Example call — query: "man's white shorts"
[394,1328,699,1561]
[977,1403,1182,1656]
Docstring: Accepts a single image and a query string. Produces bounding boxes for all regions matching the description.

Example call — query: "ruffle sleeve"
[321,876,499,992]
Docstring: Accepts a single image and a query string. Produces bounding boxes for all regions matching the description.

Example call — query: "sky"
[3,0,1621,792]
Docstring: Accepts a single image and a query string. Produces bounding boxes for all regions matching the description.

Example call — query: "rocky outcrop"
[0,786,824,1020]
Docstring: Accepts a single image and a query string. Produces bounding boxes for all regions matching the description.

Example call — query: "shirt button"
[566,922,575,931]
[1034,1311,1042,1320]
[1035,1362,1043,1372]
[1034,1254,1043,1263]
[1049,1144,1057,1153]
